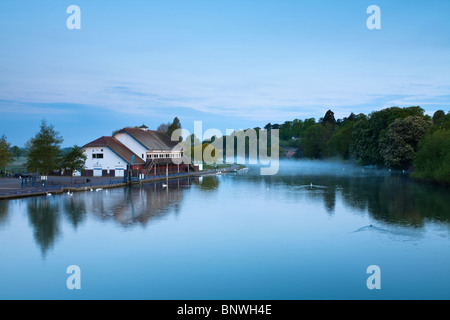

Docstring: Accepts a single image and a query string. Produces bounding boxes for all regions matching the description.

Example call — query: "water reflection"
[1,163,449,259]
[16,177,200,257]
[0,201,9,226]
[196,175,220,191]
[242,162,450,227]
[63,196,87,230]
[27,197,61,257]
[87,179,190,226]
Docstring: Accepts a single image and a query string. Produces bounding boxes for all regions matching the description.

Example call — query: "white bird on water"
[46,192,52,196]
[162,184,168,188]
[96,188,103,191]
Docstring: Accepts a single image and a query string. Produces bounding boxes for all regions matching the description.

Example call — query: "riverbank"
[0,164,244,200]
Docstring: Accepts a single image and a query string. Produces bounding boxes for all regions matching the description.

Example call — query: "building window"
[92,154,104,159]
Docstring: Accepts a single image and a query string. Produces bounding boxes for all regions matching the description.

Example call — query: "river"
[0,160,449,299]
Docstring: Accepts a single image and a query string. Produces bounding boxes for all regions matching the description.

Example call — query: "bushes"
[412,129,450,184]
[350,106,427,166]
[380,116,431,169]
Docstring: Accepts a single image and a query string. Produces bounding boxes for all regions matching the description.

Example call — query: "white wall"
[83,147,127,171]
[114,132,147,162]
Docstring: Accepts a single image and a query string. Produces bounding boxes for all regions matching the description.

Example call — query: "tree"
[321,110,336,126]
[61,145,87,182]
[0,135,12,170]
[279,121,294,140]
[432,110,445,126]
[157,122,171,133]
[327,122,354,159]
[166,117,182,138]
[413,129,450,184]
[26,120,64,175]
[350,107,426,166]
[380,116,431,169]
[10,146,23,159]
[301,124,333,159]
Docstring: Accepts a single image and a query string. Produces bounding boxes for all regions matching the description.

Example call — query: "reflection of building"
[82,125,195,177]
[89,178,196,226]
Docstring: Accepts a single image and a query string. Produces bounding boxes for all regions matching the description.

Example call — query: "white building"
[82,125,192,177]
[82,136,145,177]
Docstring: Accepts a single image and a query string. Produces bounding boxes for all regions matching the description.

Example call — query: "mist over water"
[241,159,450,227]
[239,157,391,178]
[268,159,384,176]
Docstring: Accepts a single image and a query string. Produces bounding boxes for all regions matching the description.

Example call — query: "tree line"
[0,120,86,178]
[191,106,449,184]
[263,106,450,184]
[1,109,449,184]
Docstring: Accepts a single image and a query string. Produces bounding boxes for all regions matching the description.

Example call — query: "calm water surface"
[0,161,449,299]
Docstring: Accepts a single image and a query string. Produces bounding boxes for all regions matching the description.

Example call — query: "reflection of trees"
[323,186,336,215]
[242,169,450,227]
[413,184,450,223]
[361,175,424,226]
[340,174,450,227]
[21,177,195,257]
[0,201,8,226]
[195,176,220,191]
[63,197,87,230]
[27,197,61,257]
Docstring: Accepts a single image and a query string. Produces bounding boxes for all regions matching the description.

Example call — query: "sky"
[1,0,450,147]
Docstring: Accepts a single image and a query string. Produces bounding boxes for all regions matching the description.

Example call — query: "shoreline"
[0,164,244,201]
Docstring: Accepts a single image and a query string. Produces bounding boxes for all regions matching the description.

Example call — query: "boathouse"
[82,125,195,177]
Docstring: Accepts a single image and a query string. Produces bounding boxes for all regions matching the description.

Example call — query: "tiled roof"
[83,136,146,165]
[114,128,179,151]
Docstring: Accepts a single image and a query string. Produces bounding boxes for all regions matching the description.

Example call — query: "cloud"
[0,100,72,115]
[1,68,449,125]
